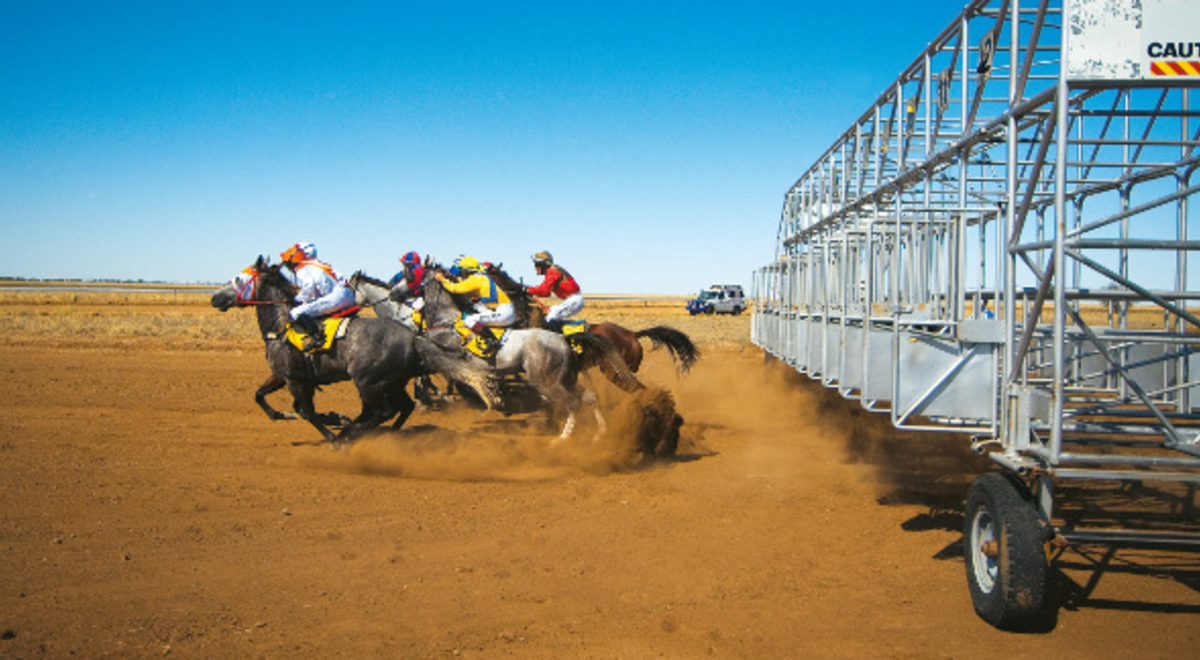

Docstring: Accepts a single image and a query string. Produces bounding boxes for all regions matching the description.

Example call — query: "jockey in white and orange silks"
[279,241,356,348]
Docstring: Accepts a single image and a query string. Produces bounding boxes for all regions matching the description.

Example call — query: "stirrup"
[303,333,325,353]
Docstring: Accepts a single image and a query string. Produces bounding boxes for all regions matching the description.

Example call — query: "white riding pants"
[545,293,584,323]
[464,302,515,330]
[291,286,356,320]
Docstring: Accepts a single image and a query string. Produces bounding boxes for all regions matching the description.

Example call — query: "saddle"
[284,314,355,354]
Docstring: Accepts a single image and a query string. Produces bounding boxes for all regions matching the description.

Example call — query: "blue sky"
[1,1,971,294]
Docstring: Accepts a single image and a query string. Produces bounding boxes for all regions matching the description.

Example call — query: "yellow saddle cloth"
[560,320,587,353]
[451,319,507,359]
[285,317,351,354]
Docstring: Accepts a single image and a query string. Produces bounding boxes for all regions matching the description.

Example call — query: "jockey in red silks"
[279,241,356,350]
[388,250,425,295]
[526,250,583,332]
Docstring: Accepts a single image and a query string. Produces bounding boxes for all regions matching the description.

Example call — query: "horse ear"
[255,255,267,270]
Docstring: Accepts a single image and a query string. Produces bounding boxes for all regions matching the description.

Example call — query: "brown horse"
[487,265,700,375]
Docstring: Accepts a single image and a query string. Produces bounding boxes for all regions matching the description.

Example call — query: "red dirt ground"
[1,303,1198,658]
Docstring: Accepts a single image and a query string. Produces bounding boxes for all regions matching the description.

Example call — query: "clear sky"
[1,0,971,294]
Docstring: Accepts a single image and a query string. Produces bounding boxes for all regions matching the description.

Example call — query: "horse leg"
[288,380,336,442]
[389,384,417,430]
[413,375,435,407]
[332,384,394,443]
[255,374,296,421]
[582,388,607,440]
[548,383,586,443]
[554,411,577,442]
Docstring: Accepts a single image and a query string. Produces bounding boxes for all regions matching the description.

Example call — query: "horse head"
[347,271,391,306]
[210,257,296,312]
[411,268,470,329]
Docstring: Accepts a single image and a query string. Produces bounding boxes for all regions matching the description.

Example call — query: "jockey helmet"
[281,242,316,265]
[455,255,482,272]
[532,251,553,268]
[400,250,421,267]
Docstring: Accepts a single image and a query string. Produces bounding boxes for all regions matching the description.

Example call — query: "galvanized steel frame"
[753,0,1200,548]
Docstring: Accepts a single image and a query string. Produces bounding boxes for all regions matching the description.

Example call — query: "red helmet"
[400,250,421,267]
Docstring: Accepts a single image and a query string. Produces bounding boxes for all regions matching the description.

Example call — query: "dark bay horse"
[211,257,497,444]
[486,266,700,374]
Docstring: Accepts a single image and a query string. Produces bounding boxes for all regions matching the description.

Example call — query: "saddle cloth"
[284,317,352,354]
[452,319,507,360]
[560,320,587,353]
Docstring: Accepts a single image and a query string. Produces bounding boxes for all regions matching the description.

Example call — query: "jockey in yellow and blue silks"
[434,256,515,344]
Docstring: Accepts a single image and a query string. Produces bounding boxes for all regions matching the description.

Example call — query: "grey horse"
[211,257,496,444]
[354,268,642,441]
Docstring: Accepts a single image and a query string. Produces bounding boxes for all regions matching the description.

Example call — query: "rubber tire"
[963,473,1047,628]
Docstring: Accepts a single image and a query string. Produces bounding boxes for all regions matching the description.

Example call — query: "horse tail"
[412,335,499,410]
[569,332,644,393]
[635,326,700,374]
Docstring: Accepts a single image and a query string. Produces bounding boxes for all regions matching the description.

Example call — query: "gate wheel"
[964,473,1047,627]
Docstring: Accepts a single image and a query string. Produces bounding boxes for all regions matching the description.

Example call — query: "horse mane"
[256,260,296,300]
[352,270,389,289]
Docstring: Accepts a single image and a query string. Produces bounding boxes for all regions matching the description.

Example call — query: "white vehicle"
[686,284,746,315]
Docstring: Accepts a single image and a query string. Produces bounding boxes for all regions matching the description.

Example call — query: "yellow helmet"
[455,255,481,272]
[532,250,553,268]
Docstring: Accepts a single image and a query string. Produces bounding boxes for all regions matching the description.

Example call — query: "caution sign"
[1144,0,1200,77]
[1067,0,1200,81]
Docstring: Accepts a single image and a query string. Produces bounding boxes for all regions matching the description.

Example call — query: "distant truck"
[686,284,746,315]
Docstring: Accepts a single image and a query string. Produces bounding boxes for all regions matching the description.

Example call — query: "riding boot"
[293,313,325,353]
[545,318,565,333]
[470,322,498,356]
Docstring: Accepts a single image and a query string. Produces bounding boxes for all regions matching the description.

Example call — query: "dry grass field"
[1,285,1198,658]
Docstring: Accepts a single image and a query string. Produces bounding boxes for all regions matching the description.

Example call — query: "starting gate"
[753,0,1200,627]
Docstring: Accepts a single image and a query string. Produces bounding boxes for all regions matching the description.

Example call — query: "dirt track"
[1,300,1198,658]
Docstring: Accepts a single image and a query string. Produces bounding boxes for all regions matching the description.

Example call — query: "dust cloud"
[295,386,684,482]
[294,344,987,496]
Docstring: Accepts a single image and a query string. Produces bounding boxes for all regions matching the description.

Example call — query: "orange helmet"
[281,241,316,265]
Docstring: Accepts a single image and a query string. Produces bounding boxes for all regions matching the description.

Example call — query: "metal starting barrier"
[753,0,1200,627]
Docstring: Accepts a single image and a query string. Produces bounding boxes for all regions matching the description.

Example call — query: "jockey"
[526,250,583,332]
[279,241,356,351]
[434,255,515,349]
[387,250,425,298]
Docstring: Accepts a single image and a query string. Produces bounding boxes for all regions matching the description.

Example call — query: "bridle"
[229,267,295,307]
